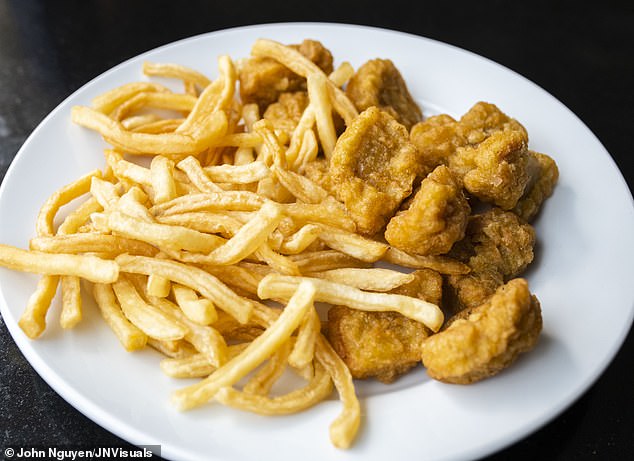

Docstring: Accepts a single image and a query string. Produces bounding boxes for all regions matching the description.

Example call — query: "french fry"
[171,280,316,410]
[285,105,315,169]
[112,275,187,341]
[112,92,197,121]
[253,243,301,276]
[93,282,147,351]
[315,334,360,449]
[317,224,388,262]
[215,362,333,415]
[91,82,170,115]
[148,338,197,358]
[29,233,158,257]
[328,61,354,87]
[258,274,444,332]
[36,170,102,237]
[160,343,249,379]
[291,250,371,273]
[307,72,336,159]
[72,105,227,156]
[121,114,162,130]
[142,61,212,89]
[18,275,60,339]
[383,247,470,275]
[160,353,216,378]
[203,161,270,184]
[59,275,82,329]
[0,244,119,283]
[176,156,223,193]
[306,268,415,292]
[234,146,255,166]
[288,307,320,369]
[176,56,235,136]
[151,191,266,216]
[107,211,224,253]
[293,128,319,172]
[205,202,282,264]
[283,201,355,232]
[150,155,178,204]
[172,284,218,325]
[156,212,242,236]
[242,340,291,395]
[148,295,226,367]
[115,254,253,324]
[278,224,321,255]
[271,165,328,204]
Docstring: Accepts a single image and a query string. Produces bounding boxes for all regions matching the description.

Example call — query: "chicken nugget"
[385,165,470,256]
[325,107,419,235]
[421,278,542,384]
[327,269,442,383]
[446,208,535,311]
[513,151,559,221]
[410,102,533,202]
[239,39,333,112]
[346,59,422,130]
[449,130,533,209]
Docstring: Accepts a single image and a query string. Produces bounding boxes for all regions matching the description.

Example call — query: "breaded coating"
[327,269,442,383]
[385,165,470,256]
[421,278,542,384]
[458,101,528,145]
[513,151,559,221]
[447,208,535,311]
[239,39,333,112]
[409,114,462,172]
[346,59,422,130]
[324,107,419,235]
[449,130,532,209]
[410,102,533,207]
[263,91,309,139]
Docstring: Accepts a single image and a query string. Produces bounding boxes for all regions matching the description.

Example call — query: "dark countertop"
[1,1,632,460]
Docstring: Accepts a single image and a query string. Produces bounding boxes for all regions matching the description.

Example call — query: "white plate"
[1,23,633,461]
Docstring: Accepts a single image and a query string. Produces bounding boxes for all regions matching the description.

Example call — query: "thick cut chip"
[421,278,542,384]
[324,107,418,235]
[346,59,422,130]
[385,165,470,255]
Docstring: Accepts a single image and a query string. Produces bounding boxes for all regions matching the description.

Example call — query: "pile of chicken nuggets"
[239,39,558,385]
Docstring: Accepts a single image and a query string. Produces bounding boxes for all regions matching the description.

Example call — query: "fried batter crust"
[410,102,535,209]
[325,107,419,236]
[327,269,442,383]
[346,59,422,130]
[239,39,333,112]
[449,130,532,210]
[385,165,470,255]
[513,151,559,221]
[447,208,535,311]
[421,278,542,384]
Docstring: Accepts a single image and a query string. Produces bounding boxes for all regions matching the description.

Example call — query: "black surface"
[1,1,633,460]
